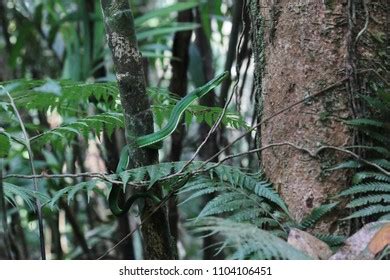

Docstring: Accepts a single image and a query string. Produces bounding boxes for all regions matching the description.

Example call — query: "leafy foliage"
[47,180,106,210]
[314,234,346,247]
[335,87,390,220]
[44,160,295,258]
[299,202,338,230]
[1,80,248,151]
[188,218,311,260]
[0,132,11,158]
[3,182,48,210]
[180,167,289,229]
[31,112,124,148]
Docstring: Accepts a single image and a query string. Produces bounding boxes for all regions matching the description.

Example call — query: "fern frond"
[314,234,346,247]
[3,182,48,210]
[344,118,385,128]
[254,181,289,214]
[48,180,106,209]
[338,182,390,196]
[0,79,120,114]
[299,202,338,229]
[328,160,362,171]
[343,204,390,220]
[353,172,390,184]
[189,218,310,260]
[346,194,390,208]
[198,193,258,218]
[370,159,390,169]
[31,112,124,147]
[178,180,228,205]
[379,213,390,221]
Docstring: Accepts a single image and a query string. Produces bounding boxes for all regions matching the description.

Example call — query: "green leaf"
[116,146,130,174]
[137,23,200,41]
[0,132,11,158]
[134,2,199,26]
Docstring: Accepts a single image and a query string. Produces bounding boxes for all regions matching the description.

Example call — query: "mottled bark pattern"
[100,0,175,259]
[256,0,353,230]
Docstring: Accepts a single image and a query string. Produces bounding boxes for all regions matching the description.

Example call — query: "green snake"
[109,72,228,216]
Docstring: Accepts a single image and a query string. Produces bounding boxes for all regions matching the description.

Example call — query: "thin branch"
[4,172,144,188]
[200,78,348,167]
[212,142,390,176]
[2,86,46,260]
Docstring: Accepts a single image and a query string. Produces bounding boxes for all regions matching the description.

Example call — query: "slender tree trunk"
[168,8,194,243]
[100,0,175,259]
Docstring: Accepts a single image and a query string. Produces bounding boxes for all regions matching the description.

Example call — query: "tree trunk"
[100,0,175,259]
[168,8,193,243]
[250,0,368,233]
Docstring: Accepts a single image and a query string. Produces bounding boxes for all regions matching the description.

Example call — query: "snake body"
[109,72,228,216]
[136,71,228,148]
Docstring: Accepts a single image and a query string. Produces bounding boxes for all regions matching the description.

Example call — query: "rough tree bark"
[250,0,361,233]
[100,0,175,259]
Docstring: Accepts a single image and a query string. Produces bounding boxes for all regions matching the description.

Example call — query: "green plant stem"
[4,88,46,260]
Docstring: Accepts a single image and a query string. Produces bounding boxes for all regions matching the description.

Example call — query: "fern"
[337,176,390,220]
[299,202,338,229]
[179,165,290,229]
[188,218,311,260]
[0,79,120,115]
[30,112,124,148]
[343,205,390,220]
[344,118,386,128]
[1,80,248,152]
[346,194,390,208]
[336,88,390,221]
[353,171,390,184]
[314,234,346,247]
[48,180,107,210]
[3,182,48,210]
